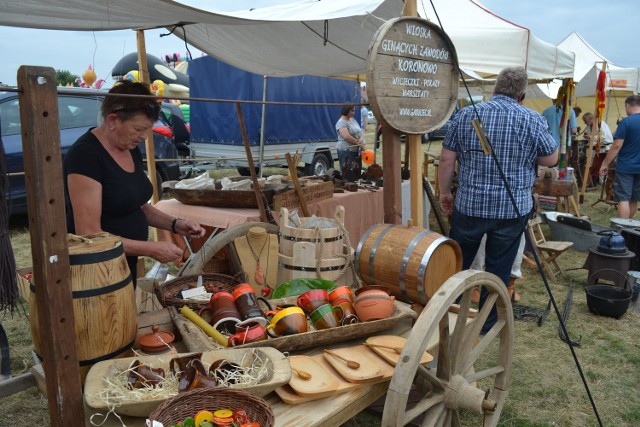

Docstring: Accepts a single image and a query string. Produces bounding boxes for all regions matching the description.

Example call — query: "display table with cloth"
[155,181,430,254]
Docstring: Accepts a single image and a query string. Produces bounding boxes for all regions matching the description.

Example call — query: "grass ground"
[3,129,640,426]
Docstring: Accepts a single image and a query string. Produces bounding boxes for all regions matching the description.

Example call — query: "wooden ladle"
[291,367,312,380]
[364,342,403,354]
[324,349,360,369]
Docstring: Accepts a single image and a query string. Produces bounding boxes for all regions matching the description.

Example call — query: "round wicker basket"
[154,273,239,310]
[148,387,275,427]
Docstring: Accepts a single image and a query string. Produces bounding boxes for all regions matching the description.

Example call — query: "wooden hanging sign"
[367,16,459,135]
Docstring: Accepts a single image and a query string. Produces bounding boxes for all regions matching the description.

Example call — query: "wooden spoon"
[324,349,360,369]
[364,342,403,354]
[291,367,312,380]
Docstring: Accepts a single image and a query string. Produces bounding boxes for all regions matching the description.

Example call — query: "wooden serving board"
[84,347,290,417]
[275,348,395,405]
[323,346,384,383]
[364,335,433,367]
[288,356,339,397]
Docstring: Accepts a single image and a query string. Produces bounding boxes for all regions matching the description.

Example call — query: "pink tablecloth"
[155,189,385,249]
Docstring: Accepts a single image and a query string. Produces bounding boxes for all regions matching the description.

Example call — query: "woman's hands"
[174,218,206,239]
[150,241,185,263]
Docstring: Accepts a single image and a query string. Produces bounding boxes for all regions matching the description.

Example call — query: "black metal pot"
[585,269,632,318]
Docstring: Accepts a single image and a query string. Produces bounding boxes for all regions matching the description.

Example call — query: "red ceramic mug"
[297,289,330,314]
[329,286,353,303]
[201,291,242,333]
[232,283,271,321]
[228,322,268,347]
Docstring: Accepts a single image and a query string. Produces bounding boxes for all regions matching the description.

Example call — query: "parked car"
[0,87,182,215]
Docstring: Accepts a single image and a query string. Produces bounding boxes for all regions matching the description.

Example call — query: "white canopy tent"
[1,0,574,83]
[526,32,638,128]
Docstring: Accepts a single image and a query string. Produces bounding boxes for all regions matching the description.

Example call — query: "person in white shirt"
[582,112,614,184]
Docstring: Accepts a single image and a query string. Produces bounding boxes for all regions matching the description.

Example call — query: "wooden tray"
[288,355,339,397]
[84,347,290,418]
[275,345,396,405]
[162,180,288,208]
[172,300,417,354]
[323,346,384,383]
[365,335,433,366]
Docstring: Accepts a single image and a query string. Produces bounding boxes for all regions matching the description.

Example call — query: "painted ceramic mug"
[232,283,271,321]
[201,291,242,333]
[329,286,354,304]
[332,299,359,325]
[297,289,330,314]
[228,322,268,346]
[309,303,344,330]
[266,306,308,337]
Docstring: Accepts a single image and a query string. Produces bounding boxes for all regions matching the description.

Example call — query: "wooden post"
[403,0,423,227]
[236,103,268,223]
[137,30,160,205]
[383,127,403,224]
[17,66,84,426]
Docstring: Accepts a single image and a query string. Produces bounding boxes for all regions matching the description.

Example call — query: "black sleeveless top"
[64,130,153,280]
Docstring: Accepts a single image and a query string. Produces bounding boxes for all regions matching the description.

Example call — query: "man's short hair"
[582,112,594,121]
[494,67,528,99]
[625,95,640,107]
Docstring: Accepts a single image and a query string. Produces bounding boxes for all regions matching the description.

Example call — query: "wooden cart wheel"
[181,222,278,276]
[382,270,514,427]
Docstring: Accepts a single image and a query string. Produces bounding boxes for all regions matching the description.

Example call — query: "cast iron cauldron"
[585,269,632,318]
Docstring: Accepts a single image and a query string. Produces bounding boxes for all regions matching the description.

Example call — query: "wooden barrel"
[29,233,137,383]
[355,224,462,305]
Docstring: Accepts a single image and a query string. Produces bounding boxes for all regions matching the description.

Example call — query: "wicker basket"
[154,273,239,310]
[148,387,275,427]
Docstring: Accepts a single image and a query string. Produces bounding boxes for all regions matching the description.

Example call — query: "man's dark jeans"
[449,210,527,334]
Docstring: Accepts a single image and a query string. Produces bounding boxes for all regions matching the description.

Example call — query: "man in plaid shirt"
[438,67,558,333]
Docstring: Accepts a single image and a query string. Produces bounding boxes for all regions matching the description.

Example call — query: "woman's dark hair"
[341,105,355,116]
[101,80,161,122]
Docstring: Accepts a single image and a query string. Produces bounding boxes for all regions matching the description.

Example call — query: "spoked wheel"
[382,270,514,427]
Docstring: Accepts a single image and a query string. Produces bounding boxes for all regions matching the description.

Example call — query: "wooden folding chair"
[527,216,574,278]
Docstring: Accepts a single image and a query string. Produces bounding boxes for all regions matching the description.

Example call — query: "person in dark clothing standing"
[64,81,204,280]
[438,67,558,333]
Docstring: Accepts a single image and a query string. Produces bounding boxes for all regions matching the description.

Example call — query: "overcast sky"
[0,0,637,87]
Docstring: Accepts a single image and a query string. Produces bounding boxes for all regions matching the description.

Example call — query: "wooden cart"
[174,222,515,427]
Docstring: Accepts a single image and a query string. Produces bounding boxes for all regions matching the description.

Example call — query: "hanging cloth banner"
[556,78,574,181]
[593,68,607,153]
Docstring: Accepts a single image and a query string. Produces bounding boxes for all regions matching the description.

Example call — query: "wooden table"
[155,181,430,255]
[155,188,384,252]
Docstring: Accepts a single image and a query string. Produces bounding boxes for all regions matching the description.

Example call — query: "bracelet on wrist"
[171,218,179,234]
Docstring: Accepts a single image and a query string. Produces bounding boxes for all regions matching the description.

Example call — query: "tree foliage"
[56,69,78,86]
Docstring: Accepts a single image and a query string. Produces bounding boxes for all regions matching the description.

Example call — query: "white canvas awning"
[1,0,574,82]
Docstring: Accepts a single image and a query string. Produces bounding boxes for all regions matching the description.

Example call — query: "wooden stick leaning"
[235,102,268,223]
[285,152,311,217]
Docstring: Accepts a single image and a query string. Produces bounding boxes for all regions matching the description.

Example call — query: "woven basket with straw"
[154,273,239,310]
[148,387,275,426]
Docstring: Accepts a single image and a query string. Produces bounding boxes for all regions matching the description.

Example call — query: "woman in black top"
[64,81,204,280]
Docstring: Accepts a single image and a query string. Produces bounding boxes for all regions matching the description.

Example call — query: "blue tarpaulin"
[189,56,361,146]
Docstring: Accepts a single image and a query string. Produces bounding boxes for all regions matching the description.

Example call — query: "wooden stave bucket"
[355,224,462,305]
[29,233,138,383]
[278,241,354,287]
[279,206,345,258]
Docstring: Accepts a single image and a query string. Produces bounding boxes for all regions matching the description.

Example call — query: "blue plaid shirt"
[443,95,556,219]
